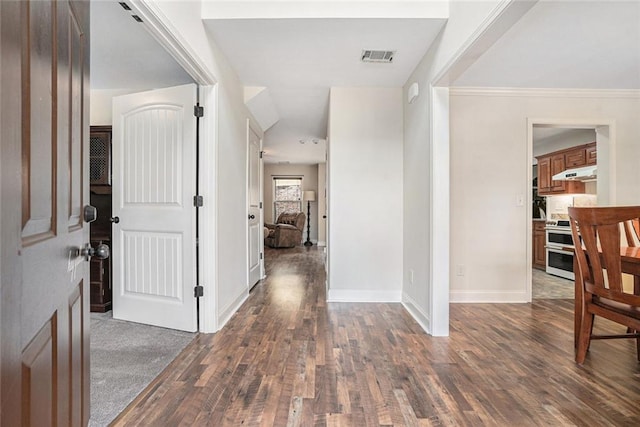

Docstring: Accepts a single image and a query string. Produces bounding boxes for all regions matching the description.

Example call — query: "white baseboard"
[327,289,401,302]
[317,240,326,247]
[450,290,529,303]
[401,292,431,334]
[217,290,248,331]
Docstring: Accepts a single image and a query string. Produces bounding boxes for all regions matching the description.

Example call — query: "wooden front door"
[1,0,91,425]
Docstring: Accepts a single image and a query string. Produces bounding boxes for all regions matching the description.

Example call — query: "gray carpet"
[89,312,195,426]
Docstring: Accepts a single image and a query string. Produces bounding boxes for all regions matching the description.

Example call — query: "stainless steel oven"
[545,221,575,280]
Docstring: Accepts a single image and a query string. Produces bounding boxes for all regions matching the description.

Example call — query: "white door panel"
[248,124,262,287]
[112,84,197,332]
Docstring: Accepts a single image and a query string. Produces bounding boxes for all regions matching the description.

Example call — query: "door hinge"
[259,202,263,209]
[194,285,204,297]
[260,253,263,260]
[193,195,204,207]
[194,105,204,118]
[260,151,264,159]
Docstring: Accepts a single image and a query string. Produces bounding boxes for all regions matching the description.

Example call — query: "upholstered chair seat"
[264,212,306,248]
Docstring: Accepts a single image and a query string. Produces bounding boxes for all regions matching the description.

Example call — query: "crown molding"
[129,0,217,85]
[449,87,640,98]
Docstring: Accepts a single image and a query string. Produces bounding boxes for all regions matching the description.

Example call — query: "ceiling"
[532,127,594,146]
[91,0,639,164]
[90,0,193,90]
[453,1,640,89]
[204,18,447,164]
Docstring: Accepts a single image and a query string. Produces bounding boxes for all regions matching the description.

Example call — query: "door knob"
[78,242,110,261]
[110,216,120,224]
[248,214,256,220]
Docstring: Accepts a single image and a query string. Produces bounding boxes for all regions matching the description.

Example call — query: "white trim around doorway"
[128,1,220,333]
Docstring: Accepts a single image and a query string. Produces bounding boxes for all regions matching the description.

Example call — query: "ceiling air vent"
[361,50,395,63]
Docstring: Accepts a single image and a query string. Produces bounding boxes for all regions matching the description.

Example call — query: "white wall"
[449,89,640,302]
[263,163,319,242]
[90,89,138,125]
[402,0,508,334]
[152,0,260,330]
[328,87,403,302]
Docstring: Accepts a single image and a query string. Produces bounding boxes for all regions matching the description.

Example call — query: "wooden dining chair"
[623,218,640,247]
[568,206,640,364]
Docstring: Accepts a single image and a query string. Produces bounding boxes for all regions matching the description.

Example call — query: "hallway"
[113,246,640,426]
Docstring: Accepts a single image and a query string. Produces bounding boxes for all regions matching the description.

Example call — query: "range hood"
[552,165,597,181]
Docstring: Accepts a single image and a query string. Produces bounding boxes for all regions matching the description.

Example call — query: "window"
[273,177,302,220]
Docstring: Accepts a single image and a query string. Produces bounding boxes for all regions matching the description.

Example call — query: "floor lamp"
[303,190,316,246]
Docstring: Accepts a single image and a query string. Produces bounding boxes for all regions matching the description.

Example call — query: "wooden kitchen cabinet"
[538,157,551,192]
[550,154,567,192]
[565,147,586,168]
[586,144,597,165]
[533,221,546,270]
[536,142,595,196]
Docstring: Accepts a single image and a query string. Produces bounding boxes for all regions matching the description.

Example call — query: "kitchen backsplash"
[547,194,597,220]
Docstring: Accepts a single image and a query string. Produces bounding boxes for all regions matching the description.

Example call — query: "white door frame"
[259,136,265,279]
[127,1,220,332]
[198,85,219,333]
[426,0,536,337]
[526,118,616,302]
[430,86,450,337]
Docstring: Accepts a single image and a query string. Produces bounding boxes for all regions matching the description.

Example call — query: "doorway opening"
[88,1,210,424]
[527,119,614,301]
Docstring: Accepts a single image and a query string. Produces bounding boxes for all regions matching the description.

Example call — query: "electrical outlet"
[409,269,414,284]
[456,264,465,276]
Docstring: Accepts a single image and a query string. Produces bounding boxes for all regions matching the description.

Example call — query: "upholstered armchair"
[264,212,306,248]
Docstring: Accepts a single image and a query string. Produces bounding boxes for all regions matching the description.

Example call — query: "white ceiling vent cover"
[361,50,395,63]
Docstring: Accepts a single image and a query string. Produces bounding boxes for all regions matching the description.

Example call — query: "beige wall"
[263,163,319,242]
[450,89,640,302]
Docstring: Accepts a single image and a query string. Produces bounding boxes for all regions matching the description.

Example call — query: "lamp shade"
[303,190,316,201]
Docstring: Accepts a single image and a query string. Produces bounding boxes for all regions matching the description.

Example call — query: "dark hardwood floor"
[113,246,640,426]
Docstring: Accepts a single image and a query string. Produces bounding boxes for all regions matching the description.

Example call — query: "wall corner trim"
[401,292,435,335]
[216,290,248,332]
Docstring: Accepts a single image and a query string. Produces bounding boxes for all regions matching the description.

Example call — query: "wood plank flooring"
[532,268,574,299]
[112,246,640,426]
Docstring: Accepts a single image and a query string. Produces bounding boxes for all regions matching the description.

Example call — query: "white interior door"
[248,123,262,287]
[112,84,197,332]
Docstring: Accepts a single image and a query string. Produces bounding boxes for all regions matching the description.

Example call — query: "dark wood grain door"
[1,0,90,425]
